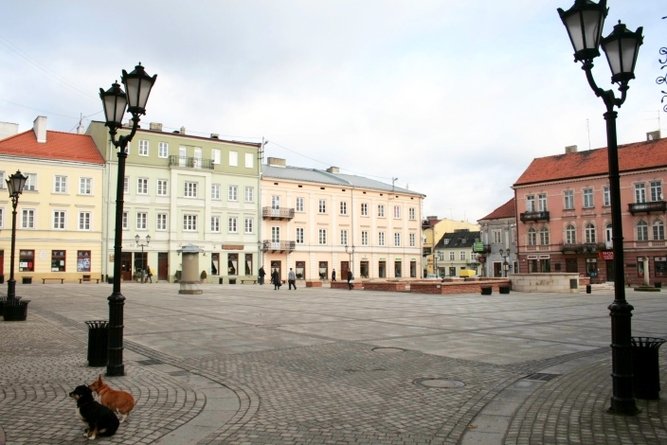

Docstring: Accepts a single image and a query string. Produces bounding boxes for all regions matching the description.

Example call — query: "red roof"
[0,130,104,164]
[478,197,515,221]
[514,137,667,186]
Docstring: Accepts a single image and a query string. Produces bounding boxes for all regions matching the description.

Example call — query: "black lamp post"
[558,0,643,415]
[499,248,511,277]
[135,234,151,283]
[6,170,28,301]
[344,244,355,275]
[100,63,157,376]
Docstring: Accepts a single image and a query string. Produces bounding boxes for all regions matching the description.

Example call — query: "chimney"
[326,166,340,174]
[267,157,286,167]
[149,122,163,132]
[210,133,219,139]
[33,115,47,143]
[180,126,186,135]
[565,145,578,154]
[647,130,661,141]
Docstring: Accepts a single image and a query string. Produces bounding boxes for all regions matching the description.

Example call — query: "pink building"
[512,132,667,286]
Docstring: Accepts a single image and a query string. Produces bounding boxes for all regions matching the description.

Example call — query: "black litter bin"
[3,298,29,321]
[631,336,666,400]
[586,284,592,294]
[85,320,109,367]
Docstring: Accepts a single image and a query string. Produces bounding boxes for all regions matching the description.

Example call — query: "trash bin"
[586,284,591,294]
[85,320,109,367]
[3,298,29,321]
[631,336,666,400]
[480,286,492,295]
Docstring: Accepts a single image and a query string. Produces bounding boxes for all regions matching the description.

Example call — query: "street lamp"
[100,63,157,376]
[499,248,511,277]
[344,244,355,277]
[6,170,28,301]
[135,234,151,283]
[558,0,643,415]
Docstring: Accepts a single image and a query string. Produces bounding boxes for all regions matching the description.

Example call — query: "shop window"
[19,249,34,272]
[296,261,305,280]
[211,253,220,276]
[228,253,238,276]
[245,254,253,276]
[655,257,667,277]
[51,250,66,272]
[77,250,91,272]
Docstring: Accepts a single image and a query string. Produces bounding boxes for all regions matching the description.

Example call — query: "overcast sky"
[1,1,665,222]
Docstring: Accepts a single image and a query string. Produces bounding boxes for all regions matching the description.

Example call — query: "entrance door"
[120,252,132,281]
[270,260,282,281]
[606,260,615,282]
[158,252,169,281]
[493,262,502,277]
[340,261,349,281]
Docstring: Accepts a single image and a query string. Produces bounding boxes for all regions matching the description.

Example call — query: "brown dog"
[89,374,135,423]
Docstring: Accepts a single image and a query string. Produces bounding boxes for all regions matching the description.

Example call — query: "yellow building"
[0,116,105,283]
[422,217,480,277]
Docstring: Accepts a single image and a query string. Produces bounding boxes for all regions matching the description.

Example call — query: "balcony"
[261,240,296,252]
[520,211,550,223]
[169,155,214,170]
[560,243,606,254]
[262,206,295,220]
[628,201,666,215]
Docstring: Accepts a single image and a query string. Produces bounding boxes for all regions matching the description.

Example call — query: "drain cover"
[371,346,406,353]
[414,377,465,389]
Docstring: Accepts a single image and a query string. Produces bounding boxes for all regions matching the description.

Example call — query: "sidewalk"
[0,283,665,444]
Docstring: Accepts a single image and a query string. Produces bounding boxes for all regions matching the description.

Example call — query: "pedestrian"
[288,268,297,290]
[258,266,266,285]
[146,265,153,283]
[347,270,354,290]
[331,269,336,281]
[271,269,281,290]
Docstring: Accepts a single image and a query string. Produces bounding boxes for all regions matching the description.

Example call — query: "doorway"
[158,252,169,282]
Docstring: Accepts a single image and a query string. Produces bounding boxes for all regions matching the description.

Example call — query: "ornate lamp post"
[100,63,157,376]
[558,0,643,415]
[135,234,151,283]
[499,248,511,277]
[344,244,355,276]
[6,170,28,301]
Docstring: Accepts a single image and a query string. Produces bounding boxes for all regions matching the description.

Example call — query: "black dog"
[69,385,119,439]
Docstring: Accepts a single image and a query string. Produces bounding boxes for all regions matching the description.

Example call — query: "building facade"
[422,217,480,277]
[477,198,517,277]
[513,133,667,286]
[433,229,481,277]
[261,158,425,282]
[0,116,105,282]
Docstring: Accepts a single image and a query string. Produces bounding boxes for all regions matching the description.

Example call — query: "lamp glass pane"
[102,89,127,125]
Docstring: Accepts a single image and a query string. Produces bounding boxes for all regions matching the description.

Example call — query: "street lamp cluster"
[135,234,151,283]
[100,63,157,376]
[558,0,643,415]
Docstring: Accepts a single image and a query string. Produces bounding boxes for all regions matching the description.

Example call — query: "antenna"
[392,177,398,192]
[76,113,84,134]
[586,118,591,150]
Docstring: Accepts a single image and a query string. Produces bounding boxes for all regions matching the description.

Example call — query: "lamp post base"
[106,292,125,377]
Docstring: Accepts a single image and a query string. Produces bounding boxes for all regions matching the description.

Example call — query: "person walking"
[331,269,336,282]
[271,269,281,290]
[146,265,153,283]
[347,270,354,290]
[258,266,266,285]
[288,268,297,290]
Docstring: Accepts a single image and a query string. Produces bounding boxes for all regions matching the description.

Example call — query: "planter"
[3,299,29,321]
[22,276,32,284]
[481,286,492,295]
[499,286,510,294]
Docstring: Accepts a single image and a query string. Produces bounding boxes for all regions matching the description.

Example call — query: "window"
[603,186,611,207]
[378,204,385,217]
[211,183,221,200]
[79,177,92,195]
[538,193,547,211]
[245,186,254,202]
[22,209,35,229]
[606,224,613,247]
[654,220,665,240]
[158,141,169,158]
[296,197,304,212]
[528,228,537,246]
[318,199,326,213]
[340,201,348,215]
[122,211,128,230]
[409,207,416,220]
[228,216,238,233]
[492,229,502,244]
[0,208,3,229]
[540,227,549,245]
[244,217,254,234]
[137,178,148,195]
[193,147,202,168]
[635,183,646,203]
[79,211,91,230]
[212,149,221,165]
[228,185,238,201]
[565,224,576,244]
[157,179,168,196]
[136,212,147,230]
[564,190,574,210]
[585,223,596,243]
[393,205,401,218]
[124,176,129,193]
[361,230,368,246]
[449,251,455,261]
[378,231,385,246]
[0,171,4,188]
[460,251,466,260]
[77,250,91,272]
[184,181,197,198]
[526,195,535,212]
[54,175,67,193]
[583,188,594,208]
[229,151,238,167]
[24,173,37,191]
[183,214,198,231]
[637,220,649,241]
[296,227,304,244]
[245,152,254,168]
[341,229,348,245]
[271,226,280,242]
[53,210,65,229]
[156,213,168,231]
[211,216,221,232]
[138,139,149,156]
[361,203,368,216]
[271,195,280,209]
[51,250,66,272]
[394,232,401,246]
[409,233,416,247]
[318,228,327,245]
[651,180,663,201]
[19,249,34,271]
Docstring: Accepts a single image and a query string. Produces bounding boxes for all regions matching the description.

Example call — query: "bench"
[240,279,257,284]
[79,274,100,284]
[42,278,64,284]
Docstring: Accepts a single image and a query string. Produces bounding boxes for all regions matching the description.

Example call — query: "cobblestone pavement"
[0,283,665,444]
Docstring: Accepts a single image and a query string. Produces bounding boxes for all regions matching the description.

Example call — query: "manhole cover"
[371,346,406,353]
[414,377,465,389]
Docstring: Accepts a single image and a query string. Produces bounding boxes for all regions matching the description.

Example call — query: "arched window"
[540,227,550,245]
[637,220,648,241]
[653,220,665,240]
[528,227,537,246]
[565,224,576,244]
[585,223,596,244]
